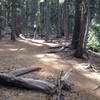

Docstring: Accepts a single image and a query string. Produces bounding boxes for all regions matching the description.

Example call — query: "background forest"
[0,0,100,100]
[0,0,100,52]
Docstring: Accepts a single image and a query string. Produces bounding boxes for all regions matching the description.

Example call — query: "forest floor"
[0,38,100,100]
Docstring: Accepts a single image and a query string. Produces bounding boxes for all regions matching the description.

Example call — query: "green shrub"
[87,19,100,52]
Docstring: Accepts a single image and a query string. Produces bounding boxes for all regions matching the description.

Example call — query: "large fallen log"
[11,67,41,76]
[48,44,71,53]
[49,42,71,49]
[0,73,55,93]
[0,68,72,99]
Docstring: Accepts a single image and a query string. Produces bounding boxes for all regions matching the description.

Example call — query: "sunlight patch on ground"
[45,54,60,58]
[32,43,43,46]
[3,44,13,47]
[8,48,19,51]
[51,64,67,70]
[35,54,45,58]
[75,63,89,70]
[16,54,29,59]
[35,54,60,59]
[0,49,5,51]
[83,73,100,82]
[40,57,57,62]
[74,63,100,82]
[38,71,55,77]
[0,48,26,52]
[18,39,44,46]
[35,53,60,63]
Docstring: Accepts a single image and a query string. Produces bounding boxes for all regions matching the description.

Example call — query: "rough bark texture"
[44,0,51,41]
[0,6,2,39]
[63,0,69,40]
[0,73,55,94]
[0,68,72,99]
[11,67,41,76]
[71,0,82,49]
[11,0,16,40]
[74,0,88,58]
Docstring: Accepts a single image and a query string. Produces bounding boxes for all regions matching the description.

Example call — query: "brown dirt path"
[0,38,100,100]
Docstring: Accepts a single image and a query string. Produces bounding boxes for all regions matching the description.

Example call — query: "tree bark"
[44,0,51,41]
[63,0,69,40]
[11,0,16,40]
[0,73,55,94]
[0,6,2,39]
[71,0,82,49]
[12,67,41,76]
[74,0,89,58]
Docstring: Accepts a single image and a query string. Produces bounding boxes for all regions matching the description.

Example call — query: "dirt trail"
[0,38,100,100]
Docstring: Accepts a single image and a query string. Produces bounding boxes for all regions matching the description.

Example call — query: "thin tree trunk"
[63,0,69,40]
[11,0,16,40]
[0,6,2,39]
[57,0,61,37]
[44,0,51,41]
[31,0,38,26]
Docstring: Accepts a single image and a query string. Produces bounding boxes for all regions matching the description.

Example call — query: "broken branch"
[11,67,41,76]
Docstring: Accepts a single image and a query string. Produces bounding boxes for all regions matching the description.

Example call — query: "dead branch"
[11,67,41,76]
[57,71,65,100]
[61,68,73,82]
[94,84,100,91]
[49,69,72,100]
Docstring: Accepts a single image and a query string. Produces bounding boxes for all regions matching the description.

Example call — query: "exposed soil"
[0,38,100,100]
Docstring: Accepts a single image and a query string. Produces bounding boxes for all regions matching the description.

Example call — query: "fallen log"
[11,67,41,76]
[49,43,71,49]
[0,68,72,100]
[49,45,62,49]
[19,34,27,40]
[0,73,55,93]
[48,45,71,53]
[47,47,66,53]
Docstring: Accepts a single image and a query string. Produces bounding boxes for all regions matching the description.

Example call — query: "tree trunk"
[57,0,62,37]
[74,0,89,58]
[11,0,16,40]
[30,0,38,28]
[63,0,69,40]
[44,0,51,41]
[0,6,2,39]
[71,0,82,49]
